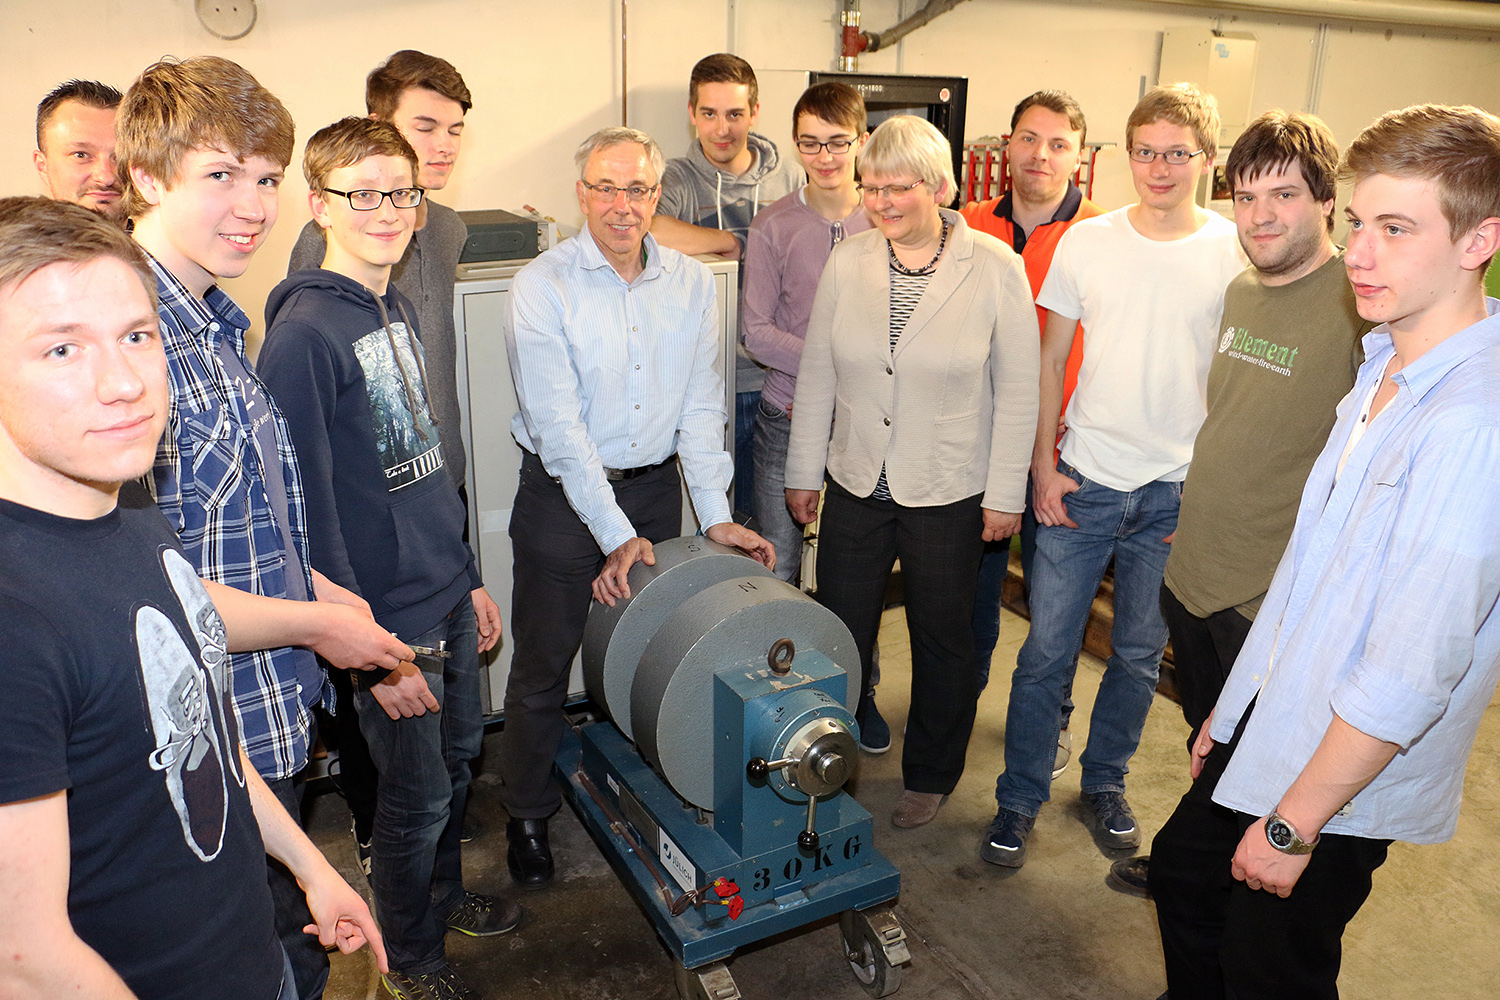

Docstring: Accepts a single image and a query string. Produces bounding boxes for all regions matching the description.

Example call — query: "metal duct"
[1139,0,1500,33]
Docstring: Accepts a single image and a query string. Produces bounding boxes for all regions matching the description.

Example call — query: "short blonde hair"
[1127,83,1221,160]
[117,57,294,221]
[1342,103,1500,243]
[857,115,955,202]
[303,118,419,193]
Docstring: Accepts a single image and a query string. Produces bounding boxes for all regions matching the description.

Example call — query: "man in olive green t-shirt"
[1108,111,1373,896]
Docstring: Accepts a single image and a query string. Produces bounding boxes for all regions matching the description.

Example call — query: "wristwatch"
[1264,811,1318,855]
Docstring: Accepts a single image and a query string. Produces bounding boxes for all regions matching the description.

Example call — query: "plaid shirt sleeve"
[147,258,331,780]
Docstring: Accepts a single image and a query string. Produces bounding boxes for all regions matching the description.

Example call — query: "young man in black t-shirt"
[0,197,387,1000]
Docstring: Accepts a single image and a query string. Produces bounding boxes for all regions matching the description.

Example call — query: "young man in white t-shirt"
[983,84,1244,870]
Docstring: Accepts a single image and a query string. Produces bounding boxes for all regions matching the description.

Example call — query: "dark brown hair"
[1227,110,1340,230]
[36,80,122,150]
[1010,90,1086,147]
[689,53,758,110]
[793,82,866,138]
[366,50,472,119]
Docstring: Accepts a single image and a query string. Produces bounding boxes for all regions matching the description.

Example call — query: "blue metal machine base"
[558,723,901,970]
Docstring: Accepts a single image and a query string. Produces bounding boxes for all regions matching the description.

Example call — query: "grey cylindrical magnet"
[633,576,858,807]
[582,536,773,739]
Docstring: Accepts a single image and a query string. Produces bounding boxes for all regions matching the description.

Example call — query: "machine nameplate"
[659,828,697,894]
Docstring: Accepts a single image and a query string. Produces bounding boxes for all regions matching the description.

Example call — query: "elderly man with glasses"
[496,127,775,891]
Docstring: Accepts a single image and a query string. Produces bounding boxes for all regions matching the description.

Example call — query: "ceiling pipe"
[1129,0,1500,33]
[841,0,978,70]
[840,1,863,72]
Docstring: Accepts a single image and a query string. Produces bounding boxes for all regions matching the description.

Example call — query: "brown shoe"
[890,790,947,828]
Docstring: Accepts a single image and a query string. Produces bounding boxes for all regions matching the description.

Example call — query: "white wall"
[3,0,1497,344]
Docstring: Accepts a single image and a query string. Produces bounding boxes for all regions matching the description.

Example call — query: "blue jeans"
[734,389,759,516]
[994,461,1179,816]
[751,399,803,583]
[354,595,482,974]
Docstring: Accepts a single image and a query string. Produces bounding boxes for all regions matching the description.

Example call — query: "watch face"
[1267,818,1295,849]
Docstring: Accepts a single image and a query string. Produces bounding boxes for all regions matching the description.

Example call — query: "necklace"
[888,220,950,276]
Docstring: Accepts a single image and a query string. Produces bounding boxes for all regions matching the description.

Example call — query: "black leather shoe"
[506,817,553,889]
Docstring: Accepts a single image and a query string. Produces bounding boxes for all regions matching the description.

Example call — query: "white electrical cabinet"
[452,253,739,717]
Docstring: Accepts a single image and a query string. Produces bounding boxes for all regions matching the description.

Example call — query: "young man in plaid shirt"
[119,56,411,1000]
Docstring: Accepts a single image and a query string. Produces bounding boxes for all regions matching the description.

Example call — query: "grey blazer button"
[883,417,891,426]
[885,366,893,374]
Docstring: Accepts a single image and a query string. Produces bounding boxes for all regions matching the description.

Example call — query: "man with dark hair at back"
[651,52,804,516]
[1151,103,1500,998]
[0,194,385,1000]
[289,49,481,879]
[1107,110,1371,898]
[961,89,1104,775]
[119,55,412,999]
[33,80,125,223]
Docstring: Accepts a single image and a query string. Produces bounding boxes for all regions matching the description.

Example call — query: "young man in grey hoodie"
[651,52,804,516]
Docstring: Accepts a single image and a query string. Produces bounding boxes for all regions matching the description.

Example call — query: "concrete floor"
[312,605,1500,999]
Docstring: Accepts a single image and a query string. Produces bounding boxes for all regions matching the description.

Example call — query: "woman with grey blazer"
[785,116,1040,829]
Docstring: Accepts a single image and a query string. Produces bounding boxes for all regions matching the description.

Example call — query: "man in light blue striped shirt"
[496,127,775,888]
[1151,103,1500,999]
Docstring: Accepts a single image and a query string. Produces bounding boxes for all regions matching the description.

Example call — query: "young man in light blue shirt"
[1151,103,1500,1000]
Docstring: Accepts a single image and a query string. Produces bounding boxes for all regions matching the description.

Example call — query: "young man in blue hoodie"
[258,117,511,1000]
[651,52,804,516]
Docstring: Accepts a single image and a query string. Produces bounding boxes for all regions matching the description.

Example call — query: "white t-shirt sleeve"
[1035,226,1083,321]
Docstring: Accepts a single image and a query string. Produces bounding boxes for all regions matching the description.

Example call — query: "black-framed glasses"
[1126,147,1205,165]
[323,187,424,210]
[581,180,660,204]
[856,180,925,200]
[795,137,855,155]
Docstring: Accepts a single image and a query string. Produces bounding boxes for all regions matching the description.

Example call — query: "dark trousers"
[354,596,482,973]
[734,389,759,516]
[496,451,682,817]
[1159,583,1255,748]
[324,666,379,842]
[816,477,984,795]
[1150,724,1390,1000]
[266,772,328,1000]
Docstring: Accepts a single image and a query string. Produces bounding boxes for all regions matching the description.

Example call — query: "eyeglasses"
[795,137,855,155]
[322,187,424,211]
[857,180,925,200]
[581,180,660,204]
[1127,147,1205,165]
